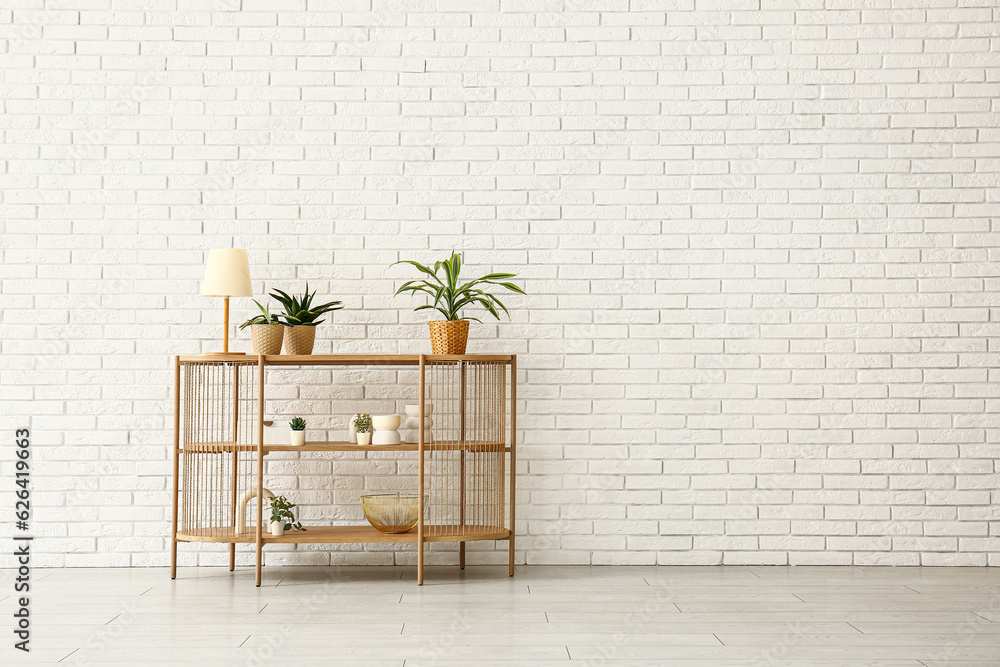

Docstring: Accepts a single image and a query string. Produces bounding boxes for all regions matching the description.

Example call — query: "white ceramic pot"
[373,430,401,446]
[372,414,401,430]
[372,414,401,446]
[290,429,306,446]
[270,521,284,537]
[404,404,433,418]
[357,431,371,446]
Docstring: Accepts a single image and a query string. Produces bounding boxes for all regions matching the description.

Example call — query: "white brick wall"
[2,1,999,568]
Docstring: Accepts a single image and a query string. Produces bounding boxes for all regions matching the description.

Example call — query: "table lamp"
[201,248,252,354]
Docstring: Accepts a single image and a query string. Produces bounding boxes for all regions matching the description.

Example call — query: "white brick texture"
[1,1,999,568]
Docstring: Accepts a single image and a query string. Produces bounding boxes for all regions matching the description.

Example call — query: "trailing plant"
[353,413,372,434]
[270,283,344,327]
[392,251,525,322]
[238,300,281,330]
[288,417,306,431]
[268,495,305,532]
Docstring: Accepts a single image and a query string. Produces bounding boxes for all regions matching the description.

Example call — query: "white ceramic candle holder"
[371,414,401,446]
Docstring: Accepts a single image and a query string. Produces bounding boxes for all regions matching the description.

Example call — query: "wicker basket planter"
[250,324,284,355]
[284,326,316,355]
[428,320,469,354]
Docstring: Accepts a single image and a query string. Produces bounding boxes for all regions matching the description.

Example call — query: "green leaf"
[442,254,458,291]
[480,297,500,320]
[394,280,419,296]
[269,288,293,305]
[500,282,525,294]
[392,260,444,285]
[484,292,510,317]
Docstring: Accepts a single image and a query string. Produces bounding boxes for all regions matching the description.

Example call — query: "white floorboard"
[2,565,999,665]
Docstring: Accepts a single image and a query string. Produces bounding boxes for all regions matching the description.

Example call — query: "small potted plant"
[268,495,306,537]
[288,417,306,446]
[239,299,284,355]
[270,284,344,355]
[354,413,372,446]
[392,251,525,354]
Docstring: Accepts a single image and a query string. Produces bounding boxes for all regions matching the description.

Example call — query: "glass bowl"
[361,493,424,534]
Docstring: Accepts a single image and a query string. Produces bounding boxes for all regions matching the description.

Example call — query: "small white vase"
[290,429,306,446]
[348,413,361,444]
[270,521,284,537]
[357,431,371,446]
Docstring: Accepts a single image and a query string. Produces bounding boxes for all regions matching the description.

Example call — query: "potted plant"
[270,283,344,355]
[392,251,525,354]
[267,495,306,537]
[354,413,372,446]
[288,417,306,446]
[238,300,284,355]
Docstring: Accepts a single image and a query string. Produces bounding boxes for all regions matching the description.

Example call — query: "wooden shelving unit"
[170,353,516,586]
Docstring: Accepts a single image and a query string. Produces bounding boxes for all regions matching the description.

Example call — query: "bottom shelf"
[176,524,510,544]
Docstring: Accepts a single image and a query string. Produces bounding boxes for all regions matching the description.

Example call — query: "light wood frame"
[170,353,517,586]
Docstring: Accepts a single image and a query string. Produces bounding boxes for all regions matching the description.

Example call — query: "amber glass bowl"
[361,493,424,534]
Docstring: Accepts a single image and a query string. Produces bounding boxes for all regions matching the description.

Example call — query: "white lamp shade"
[200,249,252,297]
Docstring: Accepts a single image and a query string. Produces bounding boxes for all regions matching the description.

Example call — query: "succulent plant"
[270,283,343,327]
[288,417,306,431]
[353,413,372,434]
[239,299,281,330]
[392,251,525,322]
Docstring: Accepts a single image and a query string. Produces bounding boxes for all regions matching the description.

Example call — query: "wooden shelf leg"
[256,354,265,587]
[509,355,516,578]
[460,362,466,572]
[230,363,239,574]
[418,353,425,586]
[171,356,180,580]
[170,538,178,580]
[508,537,515,577]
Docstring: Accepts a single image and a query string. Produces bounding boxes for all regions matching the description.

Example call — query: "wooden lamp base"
[213,297,247,355]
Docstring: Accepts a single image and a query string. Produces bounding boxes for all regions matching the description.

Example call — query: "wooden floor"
[4,565,1000,665]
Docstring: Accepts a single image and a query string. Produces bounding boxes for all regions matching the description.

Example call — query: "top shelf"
[178,353,515,366]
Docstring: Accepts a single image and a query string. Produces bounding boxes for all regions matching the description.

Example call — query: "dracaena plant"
[269,283,344,327]
[392,252,525,322]
[238,300,281,330]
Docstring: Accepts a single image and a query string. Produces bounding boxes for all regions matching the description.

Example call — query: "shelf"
[266,442,417,452]
[176,525,511,544]
[172,350,516,585]
[181,440,509,454]
[178,353,514,366]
